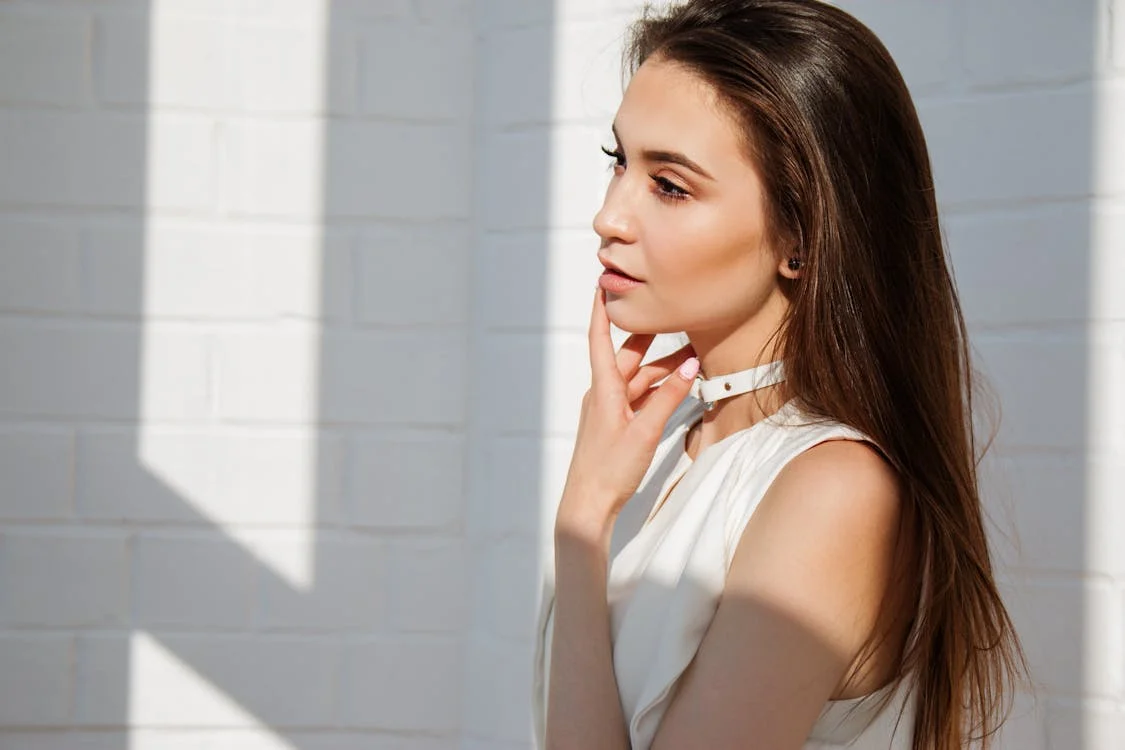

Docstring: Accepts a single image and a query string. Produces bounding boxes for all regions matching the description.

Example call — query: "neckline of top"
[681,397,800,464]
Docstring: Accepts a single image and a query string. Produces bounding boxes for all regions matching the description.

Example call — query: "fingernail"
[678,357,700,380]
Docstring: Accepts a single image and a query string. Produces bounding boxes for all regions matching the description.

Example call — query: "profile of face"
[594,58,800,342]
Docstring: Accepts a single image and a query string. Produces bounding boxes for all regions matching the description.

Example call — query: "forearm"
[545,516,630,750]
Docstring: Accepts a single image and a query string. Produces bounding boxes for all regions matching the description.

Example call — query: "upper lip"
[598,256,642,281]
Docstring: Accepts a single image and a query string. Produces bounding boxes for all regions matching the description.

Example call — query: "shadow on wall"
[0,1,550,748]
[0,0,1106,748]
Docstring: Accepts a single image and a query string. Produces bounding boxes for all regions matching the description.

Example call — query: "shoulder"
[648,437,910,747]
[768,437,900,522]
[728,437,905,654]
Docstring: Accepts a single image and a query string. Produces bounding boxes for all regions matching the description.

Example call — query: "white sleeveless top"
[531,396,917,749]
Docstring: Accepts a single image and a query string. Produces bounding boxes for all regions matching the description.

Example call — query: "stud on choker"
[688,360,786,411]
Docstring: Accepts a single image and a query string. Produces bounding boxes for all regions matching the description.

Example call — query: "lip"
[597,256,642,282]
[598,268,644,294]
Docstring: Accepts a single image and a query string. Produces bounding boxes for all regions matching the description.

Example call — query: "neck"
[683,310,791,444]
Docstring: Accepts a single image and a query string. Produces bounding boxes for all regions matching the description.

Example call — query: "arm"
[544,288,699,749]
[650,439,907,750]
[545,513,630,750]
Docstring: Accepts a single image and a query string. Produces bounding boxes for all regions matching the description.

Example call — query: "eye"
[653,176,689,202]
[601,145,625,169]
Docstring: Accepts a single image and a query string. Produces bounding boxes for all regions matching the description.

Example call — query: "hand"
[556,288,700,543]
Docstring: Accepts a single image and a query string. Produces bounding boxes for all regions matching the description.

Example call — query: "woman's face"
[594,58,796,339]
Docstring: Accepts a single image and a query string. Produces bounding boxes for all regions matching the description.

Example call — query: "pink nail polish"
[678,357,700,380]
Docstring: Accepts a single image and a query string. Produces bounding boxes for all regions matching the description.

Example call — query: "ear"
[778,254,803,280]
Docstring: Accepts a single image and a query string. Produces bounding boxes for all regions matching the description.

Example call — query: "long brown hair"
[624,1,1026,748]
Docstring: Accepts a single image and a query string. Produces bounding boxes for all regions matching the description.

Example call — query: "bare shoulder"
[764,437,902,529]
[727,436,907,677]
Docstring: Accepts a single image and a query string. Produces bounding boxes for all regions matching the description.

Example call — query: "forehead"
[614,58,751,167]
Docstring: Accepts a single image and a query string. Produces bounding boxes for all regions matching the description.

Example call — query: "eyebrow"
[612,123,715,181]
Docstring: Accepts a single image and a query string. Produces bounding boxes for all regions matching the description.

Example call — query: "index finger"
[588,287,622,395]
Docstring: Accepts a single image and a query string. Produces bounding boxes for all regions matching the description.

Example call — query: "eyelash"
[600,145,690,202]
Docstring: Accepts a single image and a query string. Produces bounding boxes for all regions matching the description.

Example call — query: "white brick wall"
[0,1,1121,749]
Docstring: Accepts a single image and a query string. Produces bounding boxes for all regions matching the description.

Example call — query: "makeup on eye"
[600,145,693,202]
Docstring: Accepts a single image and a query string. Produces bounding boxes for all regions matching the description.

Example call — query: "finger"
[625,345,698,402]
[615,333,656,380]
[630,385,661,412]
[588,288,622,395]
[628,357,700,440]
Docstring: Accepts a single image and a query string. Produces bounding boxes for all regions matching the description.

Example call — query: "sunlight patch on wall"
[138,0,330,589]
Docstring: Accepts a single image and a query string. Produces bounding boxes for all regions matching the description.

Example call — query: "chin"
[604,297,675,336]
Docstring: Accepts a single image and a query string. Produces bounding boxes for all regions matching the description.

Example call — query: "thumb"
[628,357,700,440]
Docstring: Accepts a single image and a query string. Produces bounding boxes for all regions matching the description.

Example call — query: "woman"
[531,1,1026,749]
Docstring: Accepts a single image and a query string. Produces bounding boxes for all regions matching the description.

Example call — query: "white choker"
[688,360,785,411]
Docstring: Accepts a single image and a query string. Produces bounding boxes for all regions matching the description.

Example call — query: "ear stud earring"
[788,258,803,271]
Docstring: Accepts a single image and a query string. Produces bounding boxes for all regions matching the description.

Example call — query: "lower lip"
[599,270,643,293]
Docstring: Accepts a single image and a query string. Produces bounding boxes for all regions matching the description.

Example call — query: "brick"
[1115,0,1125,70]
[360,24,472,120]
[0,634,73,726]
[1048,701,1125,749]
[76,632,338,727]
[835,1,954,94]
[326,121,472,220]
[1093,80,1125,197]
[79,427,347,527]
[234,24,358,115]
[987,691,1047,750]
[946,205,1094,328]
[1086,325,1125,455]
[1001,578,1123,698]
[477,332,587,434]
[386,539,469,633]
[980,452,1086,574]
[83,222,354,322]
[339,637,463,732]
[223,120,471,221]
[349,432,465,529]
[0,11,91,106]
[478,26,553,126]
[476,0,554,29]
[96,15,233,109]
[971,332,1088,451]
[481,126,608,231]
[412,0,473,26]
[210,324,320,423]
[210,430,347,525]
[553,22,632,123]
[215,328,467,425]
[133,532,256,628]
[480,130,553,232]
[0,731,451,750]
[466,435,546,540]
[0,219,82,314]
[357,224,470,326]
[472,535,540,640]
[248,0,409,21]
[1090,207,1125,323]
[0,321,210,420]
[963,0,1098,88]
[1086,453,1125,578]
[480,229,602,330]
[0,529,129,627]
[0,111,213,212]
[256,533,386,630]
[918,89,1096,207]
[463,636,536,742]
[0,428,73,521]
[321,330,468,425]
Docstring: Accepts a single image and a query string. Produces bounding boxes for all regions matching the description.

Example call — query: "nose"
[592,177,638,244]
